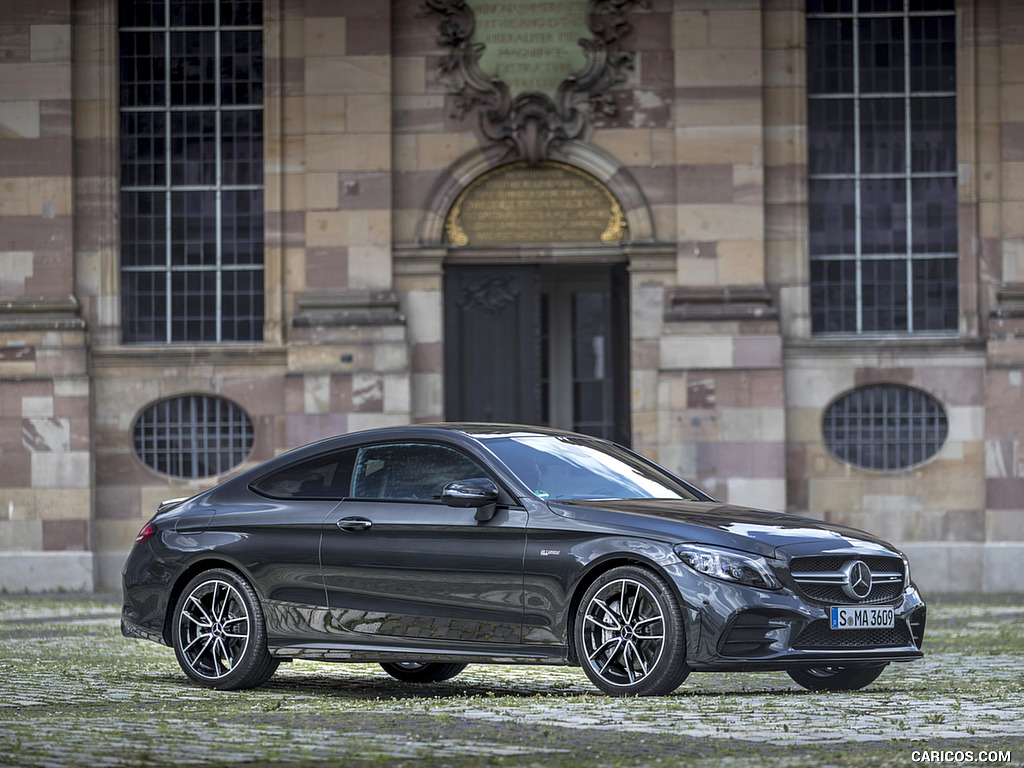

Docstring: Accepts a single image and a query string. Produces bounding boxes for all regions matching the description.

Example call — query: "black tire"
[574,565,691,696]
[787,664,887,691]
[171,568,280,690]
[379,662,468,683]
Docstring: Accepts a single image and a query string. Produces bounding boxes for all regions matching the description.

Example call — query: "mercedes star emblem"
[841,559,873,600]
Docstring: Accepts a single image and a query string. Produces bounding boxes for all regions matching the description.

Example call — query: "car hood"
[547,499,896,559]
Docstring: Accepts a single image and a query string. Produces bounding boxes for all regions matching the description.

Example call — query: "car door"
[320,441,527,645]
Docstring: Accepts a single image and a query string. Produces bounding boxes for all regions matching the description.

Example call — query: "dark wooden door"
[444,265,542,424]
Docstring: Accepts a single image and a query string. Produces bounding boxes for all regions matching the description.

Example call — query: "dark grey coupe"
[121,424,926,696]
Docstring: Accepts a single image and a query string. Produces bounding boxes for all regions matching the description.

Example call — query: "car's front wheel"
[171,568,279,690]
[574,565,690,696]
[787,664,887,691]
[379,662,468,683]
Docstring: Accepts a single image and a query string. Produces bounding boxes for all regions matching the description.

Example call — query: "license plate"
[829,605,895,630]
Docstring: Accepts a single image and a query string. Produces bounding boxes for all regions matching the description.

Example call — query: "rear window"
[250,449,357,499]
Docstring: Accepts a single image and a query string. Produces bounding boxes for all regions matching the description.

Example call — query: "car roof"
[412,422,597,440]
[231,423,602,485]
[207,423,591,502]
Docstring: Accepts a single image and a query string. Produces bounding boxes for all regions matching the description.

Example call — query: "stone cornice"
[292,291,406,328]
[992,284,1024,318]
[91,345,288,369]
[0,297,86,331]
[783,335,985,359]
[664,285,778,323]
[623,243,676,273]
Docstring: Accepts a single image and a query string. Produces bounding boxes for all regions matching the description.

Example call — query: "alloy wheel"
[177,578,252,681]
[580,577,667,688]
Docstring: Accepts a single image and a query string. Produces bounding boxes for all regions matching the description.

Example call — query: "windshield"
[483,435,706,501]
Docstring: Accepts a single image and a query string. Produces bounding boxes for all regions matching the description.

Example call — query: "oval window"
[822,385,948,471]
[133,394,254,479]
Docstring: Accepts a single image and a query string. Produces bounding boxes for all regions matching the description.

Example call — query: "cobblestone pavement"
[0,594,1021,767]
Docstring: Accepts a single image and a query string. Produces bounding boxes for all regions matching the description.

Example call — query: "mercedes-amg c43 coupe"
[121,424,926,696]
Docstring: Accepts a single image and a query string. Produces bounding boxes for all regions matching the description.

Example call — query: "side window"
[351,443,488,502]
[251,449,357,499]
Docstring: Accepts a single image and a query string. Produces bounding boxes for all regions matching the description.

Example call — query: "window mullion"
[215,1,223,344]
[193,396,202,479]
[164,5,173,344]
[904,3,914,333]
[853,7,863,335]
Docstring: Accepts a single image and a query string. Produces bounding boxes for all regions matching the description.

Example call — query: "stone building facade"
[1,0,1021,593]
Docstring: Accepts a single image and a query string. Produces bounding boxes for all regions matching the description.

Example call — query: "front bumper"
[662,562,926,672]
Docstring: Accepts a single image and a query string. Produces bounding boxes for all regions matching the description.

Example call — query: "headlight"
[674,543,781,590]
[900,552,912,588]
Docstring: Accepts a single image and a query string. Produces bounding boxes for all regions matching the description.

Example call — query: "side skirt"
[269,640,570,665]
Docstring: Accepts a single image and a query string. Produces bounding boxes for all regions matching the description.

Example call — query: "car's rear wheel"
[379,662,468,683]
[172,568,279,690]
[787,664,887,691]
[575,565,690,696]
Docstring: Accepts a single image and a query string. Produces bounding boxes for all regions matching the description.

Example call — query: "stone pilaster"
[0,0,94,590]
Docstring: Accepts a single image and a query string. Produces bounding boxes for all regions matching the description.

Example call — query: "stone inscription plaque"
[446,162,625,246]
[473,0,589,100]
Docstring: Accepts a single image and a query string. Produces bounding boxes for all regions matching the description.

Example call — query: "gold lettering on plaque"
[446,162,626,247]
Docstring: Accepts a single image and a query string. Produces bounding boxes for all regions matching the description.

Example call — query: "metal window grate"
[807,0,957,335]
[822,384,948,471]
[119,0,264,344]
[133,394,254,478]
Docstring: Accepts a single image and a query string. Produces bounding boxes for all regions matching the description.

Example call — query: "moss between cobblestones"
[0,594,1021,767]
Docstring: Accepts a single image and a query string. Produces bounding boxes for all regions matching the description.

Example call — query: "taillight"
[134,522,157,544]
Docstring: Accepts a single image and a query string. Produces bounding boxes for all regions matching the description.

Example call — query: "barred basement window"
[119,0,264,343]
[823,385,948,471]
[133,395,254,478]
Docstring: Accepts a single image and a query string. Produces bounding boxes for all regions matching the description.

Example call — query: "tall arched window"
[807,0,957,335]
[119,0,264,343]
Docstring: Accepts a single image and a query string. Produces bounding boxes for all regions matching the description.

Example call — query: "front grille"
[790,556,902,574]
[789,555,904,604]
[795,583,903,605]
[793,619,912,649]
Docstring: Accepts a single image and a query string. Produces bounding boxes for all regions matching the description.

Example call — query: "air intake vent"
[793,620,912,649]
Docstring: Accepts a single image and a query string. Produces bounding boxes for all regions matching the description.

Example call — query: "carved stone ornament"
[420,0,649,164]
[456,274,522,316]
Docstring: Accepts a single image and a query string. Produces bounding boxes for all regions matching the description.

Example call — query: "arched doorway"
[438,158,637,445]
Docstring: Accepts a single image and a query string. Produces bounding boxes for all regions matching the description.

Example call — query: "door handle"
[336,517,372,531]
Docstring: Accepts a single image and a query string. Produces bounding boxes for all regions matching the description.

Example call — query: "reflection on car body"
[121,423,925,696]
